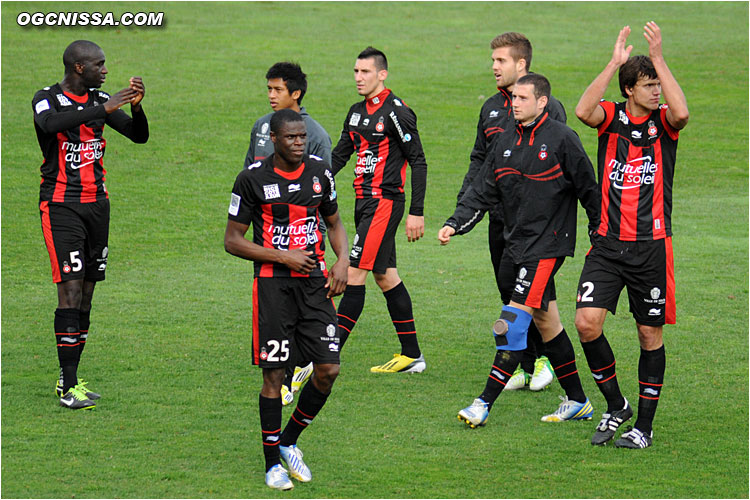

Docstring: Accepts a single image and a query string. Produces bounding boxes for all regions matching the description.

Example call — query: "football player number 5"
[69,251,83,272]
[266,340,289,362]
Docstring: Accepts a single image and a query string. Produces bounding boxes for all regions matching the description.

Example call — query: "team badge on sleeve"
[35,99,50,114]
[312,176,322,194]
[229,193,241,216]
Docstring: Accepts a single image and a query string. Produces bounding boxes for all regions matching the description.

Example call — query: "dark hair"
[490,32,532,71]
[618,55,657,98]
[516,73,550,99]
[266,62,307,105]
[270,108,305,134]
[63,40,101,73]
[357,46,388,71]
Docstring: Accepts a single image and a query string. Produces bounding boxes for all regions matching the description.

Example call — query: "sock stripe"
[338,324,351,333]
[592,360,616,372]
[295,408,314,420]
[597,373,617,384]
[556,369,578,380]
[639,394,660,401]
[554,359,576,371]
[396,330,416,335]
[639,381,663,387]
[291,414,309,427]
[491,365,512,377]
[489,374,507,386]
[262,428,282,434]
[337,313,356,323]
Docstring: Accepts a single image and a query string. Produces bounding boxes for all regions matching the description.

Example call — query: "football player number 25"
[266,340,290,362]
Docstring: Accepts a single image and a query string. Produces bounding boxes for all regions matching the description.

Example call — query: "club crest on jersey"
[538,144,548,161]
[263,184,280,200]
[63,261,71,274]
[648,120,658,138]
[260,348,268,361]
[349,113,361,126]
[376,116,385,132]
[56,94,72,107]
[312,176,322,194]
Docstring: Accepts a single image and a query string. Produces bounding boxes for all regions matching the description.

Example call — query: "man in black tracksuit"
[456,32,567,390]
[439,74,600,428]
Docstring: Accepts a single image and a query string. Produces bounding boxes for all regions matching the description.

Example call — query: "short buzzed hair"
[266,62,307,105]
[358,46,388,71]
[63,40,102,73]
[490,32,532,71]
[270,108,305,134]
[619,55,657,99]
[516,73,550,100]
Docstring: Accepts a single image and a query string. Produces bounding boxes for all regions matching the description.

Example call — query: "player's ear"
[538,95,548,109]
[516,58,527,74]
[378,69,388,82]
[624,85,634,97]
[291,89,301,102]
[270,131,276,144]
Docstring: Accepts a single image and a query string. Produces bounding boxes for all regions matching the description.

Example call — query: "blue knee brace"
[492,305,532,351]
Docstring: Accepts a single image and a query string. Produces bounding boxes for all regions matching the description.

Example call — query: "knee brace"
[492,305,532,351]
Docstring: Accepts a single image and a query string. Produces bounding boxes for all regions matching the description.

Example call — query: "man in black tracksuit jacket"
[456,32,567,389]
[439,74,600,428]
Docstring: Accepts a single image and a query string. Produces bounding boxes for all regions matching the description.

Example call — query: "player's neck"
[626,99,651,118]
[366,85,387,101]
[272,155,303,173]
[60,76,88,96]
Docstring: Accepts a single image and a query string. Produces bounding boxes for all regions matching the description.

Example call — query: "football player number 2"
[266,340,290,362]
[579,281,594,302]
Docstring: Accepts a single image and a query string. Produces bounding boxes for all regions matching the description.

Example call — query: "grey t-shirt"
[243,107,332,167]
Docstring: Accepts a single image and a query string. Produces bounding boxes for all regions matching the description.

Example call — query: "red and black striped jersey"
[228,154,338,278]
[595,101,680,241]
[33,83,148,203]
[331,89,427,216]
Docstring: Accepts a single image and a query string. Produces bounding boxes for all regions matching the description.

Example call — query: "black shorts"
[39,200,110,283]
[509,257,564,311]
[252,277,340,367]
[576,237,675,326]
[349,197,404,274]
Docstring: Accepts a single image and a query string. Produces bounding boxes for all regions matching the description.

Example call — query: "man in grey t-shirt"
[244,62,331,166]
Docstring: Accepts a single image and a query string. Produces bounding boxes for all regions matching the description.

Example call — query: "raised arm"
[643,22,689,130]
[575,26,633,127]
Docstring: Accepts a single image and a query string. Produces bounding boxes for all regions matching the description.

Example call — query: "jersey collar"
[366,88,391,115]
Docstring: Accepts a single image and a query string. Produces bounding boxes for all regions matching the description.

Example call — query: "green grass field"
[2,2,748,498]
